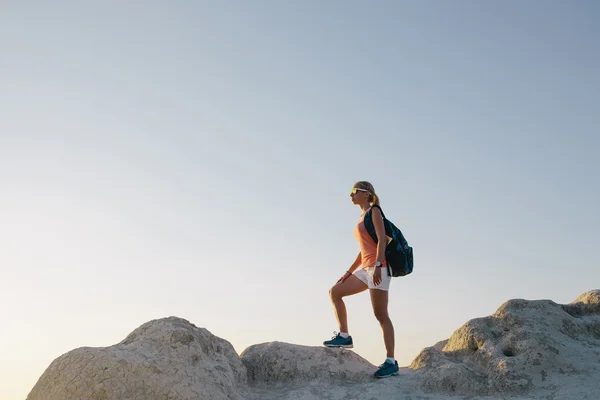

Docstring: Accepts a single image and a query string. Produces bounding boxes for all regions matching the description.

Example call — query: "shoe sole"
[374,371,399,378]
[324,344,354,348]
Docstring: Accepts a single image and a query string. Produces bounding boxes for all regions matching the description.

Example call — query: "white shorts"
[353,266,391,291]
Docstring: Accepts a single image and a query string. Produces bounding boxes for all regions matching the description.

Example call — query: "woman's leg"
[329,275,368,333]
[370,289,395,358]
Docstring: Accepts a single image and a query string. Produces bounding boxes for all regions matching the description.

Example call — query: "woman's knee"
[374,312,391,324]
[329,286,341,301]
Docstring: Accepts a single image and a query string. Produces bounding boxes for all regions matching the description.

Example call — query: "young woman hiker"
[323,181,399,378]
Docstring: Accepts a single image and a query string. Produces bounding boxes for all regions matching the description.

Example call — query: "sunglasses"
[350,188,369,195]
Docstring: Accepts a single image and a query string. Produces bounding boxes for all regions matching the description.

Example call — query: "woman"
[323,181,399,378]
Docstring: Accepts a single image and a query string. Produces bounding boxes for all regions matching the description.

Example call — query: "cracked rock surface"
[410,289,600,398]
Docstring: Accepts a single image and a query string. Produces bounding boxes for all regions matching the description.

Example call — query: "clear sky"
[1,1,599,399]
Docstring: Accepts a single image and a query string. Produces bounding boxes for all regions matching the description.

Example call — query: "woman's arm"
[337,252,362,283]
[348,252,362,273]
[372,207,387,266]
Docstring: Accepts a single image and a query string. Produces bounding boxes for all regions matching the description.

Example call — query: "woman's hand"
[337,271,352,284]
[372,266,382,286]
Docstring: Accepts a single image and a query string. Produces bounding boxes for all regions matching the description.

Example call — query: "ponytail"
[371,193,380,207]
[354,181,380,207]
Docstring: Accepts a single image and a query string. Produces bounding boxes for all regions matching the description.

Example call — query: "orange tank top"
[354,213,386,269]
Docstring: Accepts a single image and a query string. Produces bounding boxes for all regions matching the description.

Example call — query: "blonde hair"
[354,181,380,206]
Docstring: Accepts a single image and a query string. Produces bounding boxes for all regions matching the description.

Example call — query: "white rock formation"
[27,290,600,400]
[241,341,375,386]
[410,289,600,397]
[27,317,247,400]
[572,288,600,305]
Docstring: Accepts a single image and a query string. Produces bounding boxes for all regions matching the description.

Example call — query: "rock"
[571,289,600,305]
[240,341,376,386]
[27,317,247,400]
[27,290,600,400]
[565,289,600,317]
[410,294,600,397]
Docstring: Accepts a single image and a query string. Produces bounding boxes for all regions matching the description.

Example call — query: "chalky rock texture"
[240,341,376,386]
[27,317,247,400]
[27,290,600,400]
[410,289,600,396]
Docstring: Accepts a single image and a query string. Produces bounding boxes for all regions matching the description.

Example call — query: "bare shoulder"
[370,206,385,225]
[371,206,383,217]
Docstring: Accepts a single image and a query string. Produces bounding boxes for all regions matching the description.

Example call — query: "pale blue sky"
[1,2,599,399]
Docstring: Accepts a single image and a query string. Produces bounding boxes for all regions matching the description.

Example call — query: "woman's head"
[350,181,380,206]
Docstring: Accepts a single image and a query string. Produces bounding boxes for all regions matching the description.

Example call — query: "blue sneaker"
[374,360,399,378]
[323,332,353,348]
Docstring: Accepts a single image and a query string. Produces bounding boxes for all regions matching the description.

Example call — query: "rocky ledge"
[28,289,600,400]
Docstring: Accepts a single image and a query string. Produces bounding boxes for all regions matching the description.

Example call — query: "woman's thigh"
[331,275,368,299]
[369,289,389,317]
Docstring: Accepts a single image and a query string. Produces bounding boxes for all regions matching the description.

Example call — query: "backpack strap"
[364,205,385,243]
[364,205,392,277]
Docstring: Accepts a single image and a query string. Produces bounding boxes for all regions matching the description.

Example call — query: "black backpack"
[363,205,413,277]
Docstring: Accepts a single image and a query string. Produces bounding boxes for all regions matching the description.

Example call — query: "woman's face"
[350,186,369,204]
